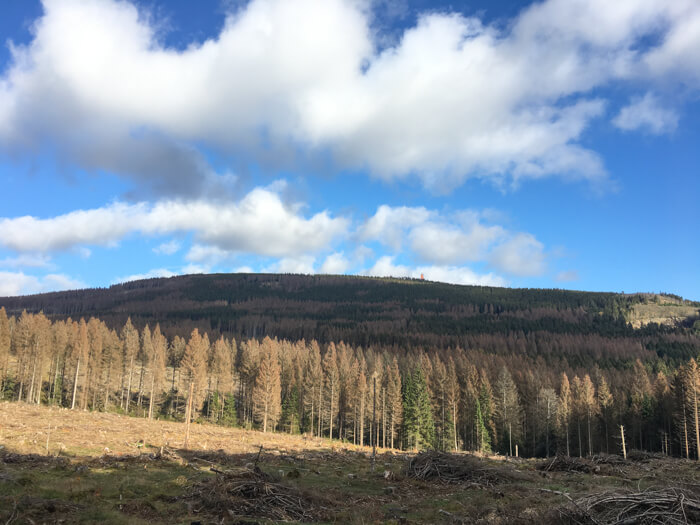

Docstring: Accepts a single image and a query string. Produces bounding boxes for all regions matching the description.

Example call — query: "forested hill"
[1,273,698,365]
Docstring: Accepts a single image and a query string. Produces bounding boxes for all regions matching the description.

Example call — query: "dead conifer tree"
[148,324,167,420]
[252,338,281,432]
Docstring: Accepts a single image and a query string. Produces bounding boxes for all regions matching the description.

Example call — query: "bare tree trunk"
[17,358,26,402]
[220,390,225,421]
[694,381,699,460]
[46,354,56,404]
[546,400,550,458]
[125,356,134,413]
[184,381,194,449]
[509,422,513,457]
[119,366,125,409]
[329,381,334,440]
[104,357,112,410]
[137,363,145,409]
[174,369,181,417]
[382,388,386,449]
[51,354,61,404]
[353,404,357,445]
[27,359,36,404]
[59,358,66,407]
[577,420,582,458]
[453,399,458,451]
[167,365,175,416]
[682,394,689,459]
[371,376,376,470]
[82,363,91,410]
[263,400,268,433]
[441,391,445,450]
[391,413,395,450]
[310,395,314,438]
[71,356,80,410]
[360,392,365,446]
[206,377,212,419]
[91,376,98,410]
[148,374,155,420]
[318,384,322,438]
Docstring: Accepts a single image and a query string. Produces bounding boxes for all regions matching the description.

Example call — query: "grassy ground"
[1,402,698,524]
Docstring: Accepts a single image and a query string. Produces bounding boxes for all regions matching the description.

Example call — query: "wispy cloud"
[613,93,678,135]
[556,270,580,282]
[113,268,176,284]
[153,240,181,255]
[0,271,84,296]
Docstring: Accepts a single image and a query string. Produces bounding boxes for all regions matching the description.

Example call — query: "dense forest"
[1,274,698,365]
[1,274,700,458]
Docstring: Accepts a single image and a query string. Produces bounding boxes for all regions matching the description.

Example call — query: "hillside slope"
[0,274,698,360]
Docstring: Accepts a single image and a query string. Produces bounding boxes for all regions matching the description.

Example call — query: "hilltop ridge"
[0,273,697,352]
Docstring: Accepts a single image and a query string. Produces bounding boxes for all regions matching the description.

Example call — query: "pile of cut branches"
[538,455,598,474]
[559,487,700,524]
[590,454,626,466]
[626,449,666,462]
[407,451,526,486]
[186,466,327,522]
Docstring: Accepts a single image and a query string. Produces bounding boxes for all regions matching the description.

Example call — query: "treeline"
[1,308,699,459]
[3,275,698,369]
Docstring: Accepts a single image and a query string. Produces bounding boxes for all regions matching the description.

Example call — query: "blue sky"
[0,0,698,299]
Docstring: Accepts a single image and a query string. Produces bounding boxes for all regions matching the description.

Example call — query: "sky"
[0,0,698,299]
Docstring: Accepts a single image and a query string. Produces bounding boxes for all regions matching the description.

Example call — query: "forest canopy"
[1,274,699,458]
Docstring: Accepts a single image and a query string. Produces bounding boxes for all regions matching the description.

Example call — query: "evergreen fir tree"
[475,397,491,453]
[281,385,301,434]
[403,368,435,450]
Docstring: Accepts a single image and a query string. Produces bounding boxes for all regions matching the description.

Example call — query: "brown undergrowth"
[2,402,699,524]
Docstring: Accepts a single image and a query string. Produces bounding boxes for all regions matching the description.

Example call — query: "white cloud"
[360,205,547,276]
[319,252,350,274]
[153,239,181,255]
[0,186,349,257]
[113,268,176,284]
[185,244,230,264]
[556,270,579,282]
[613,93,679,135]
[362,256,507,287]
[265,256,316,274]
[489,233,546,277]
[644,6,700,84]
[409,216,505,264]
[0,254,52,268]
[0,271,84,296]
[181,264,208,275]
[3,0,698,192]
[358,205,432,250]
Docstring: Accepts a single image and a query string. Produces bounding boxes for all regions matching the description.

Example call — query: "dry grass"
[2,402,700,524]
[0,401,358,458]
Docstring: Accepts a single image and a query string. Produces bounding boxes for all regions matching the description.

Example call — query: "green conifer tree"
[475,397,491,453]
[403,368,435,450]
